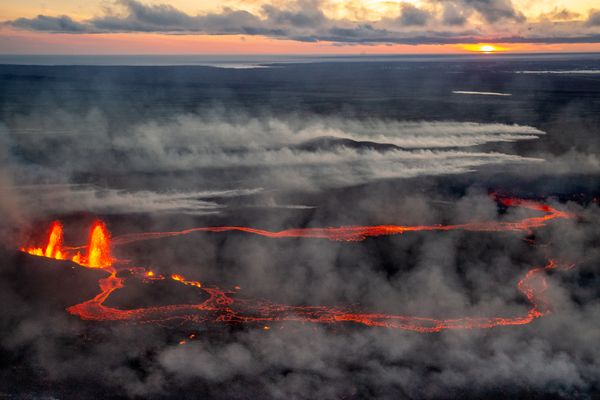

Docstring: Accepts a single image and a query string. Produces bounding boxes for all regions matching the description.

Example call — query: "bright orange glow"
[461,43,507,53]
[20,196,577,332]
[21,221,65,260]
[111,197,573,243]
[86,221,112,268]
[171,274,202,288]
[22,220,112,268]
[44,221,64,259]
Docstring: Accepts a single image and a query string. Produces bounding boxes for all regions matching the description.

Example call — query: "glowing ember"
[19,197,577,332]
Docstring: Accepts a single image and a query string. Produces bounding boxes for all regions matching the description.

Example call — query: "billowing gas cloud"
[2,111,546,214]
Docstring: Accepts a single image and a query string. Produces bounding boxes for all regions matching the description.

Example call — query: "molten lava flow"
[66,260,571,332]
[111,198,574,245]
[19,196,578,332]
[171,274,202,288]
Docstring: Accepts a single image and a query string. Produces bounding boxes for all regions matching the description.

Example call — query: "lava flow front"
[20,197,576,332]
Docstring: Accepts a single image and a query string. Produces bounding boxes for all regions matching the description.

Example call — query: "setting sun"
[460,43,508,53]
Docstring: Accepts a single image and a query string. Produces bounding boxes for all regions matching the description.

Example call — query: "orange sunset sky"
[1,0,600,54]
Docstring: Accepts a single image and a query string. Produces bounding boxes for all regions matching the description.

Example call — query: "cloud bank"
[5,0,600,44]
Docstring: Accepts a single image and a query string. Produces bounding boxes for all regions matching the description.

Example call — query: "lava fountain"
[21,220,65,260]
[85,221,112,268]
[23,220,112,268]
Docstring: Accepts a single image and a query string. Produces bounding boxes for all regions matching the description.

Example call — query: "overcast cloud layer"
[5,0,600,44]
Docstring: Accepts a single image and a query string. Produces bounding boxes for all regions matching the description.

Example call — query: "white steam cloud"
[3,112,547,214]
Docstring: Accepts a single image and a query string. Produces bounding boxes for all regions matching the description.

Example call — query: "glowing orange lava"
[19,197,577,332]
[22,220,112,268]
[21,221,65,260]
[86,221,112,268]
[111,198,573,244]
[171,273,202,288]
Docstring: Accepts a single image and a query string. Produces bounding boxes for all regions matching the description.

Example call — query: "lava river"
[20,197,576,333]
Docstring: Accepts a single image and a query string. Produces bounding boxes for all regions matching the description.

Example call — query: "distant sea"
[1,52,600,67]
